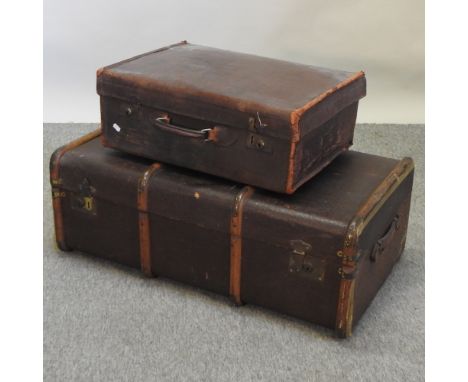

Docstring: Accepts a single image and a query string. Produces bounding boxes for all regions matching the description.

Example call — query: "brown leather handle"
[154,116,213,140]
[370,215,400,262]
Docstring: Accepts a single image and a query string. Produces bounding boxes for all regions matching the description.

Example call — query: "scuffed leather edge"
[293,71,365,119]
[96,40,188,79]
[50,129,102,251]
[285,113,301,194]
[285,71,365,194]
[335,157,415,338]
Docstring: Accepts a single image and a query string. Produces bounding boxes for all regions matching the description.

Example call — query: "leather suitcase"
[97,41,366,193]
[50,130,413,337]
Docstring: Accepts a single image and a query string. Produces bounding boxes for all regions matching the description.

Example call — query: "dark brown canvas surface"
[50,134,413,337]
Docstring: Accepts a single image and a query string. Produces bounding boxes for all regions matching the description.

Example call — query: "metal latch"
[246,113,272,153]
[288,240,326,282]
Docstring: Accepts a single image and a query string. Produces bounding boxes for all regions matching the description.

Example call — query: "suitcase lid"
[97,41,366,141]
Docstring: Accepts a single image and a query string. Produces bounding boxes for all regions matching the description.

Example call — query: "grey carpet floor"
[43,123,424,382]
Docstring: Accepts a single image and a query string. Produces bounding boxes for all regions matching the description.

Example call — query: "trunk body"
[97,42,366,193]
[50,132,413,337]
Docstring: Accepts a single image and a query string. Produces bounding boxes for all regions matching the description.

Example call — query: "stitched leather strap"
[229,186,254,305]
[137,163,162,276]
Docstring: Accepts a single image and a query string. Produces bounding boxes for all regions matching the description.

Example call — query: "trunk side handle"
[370,215,400,262]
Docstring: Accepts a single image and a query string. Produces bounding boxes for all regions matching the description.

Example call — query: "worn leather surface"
[104,43,354,109]
[97,42,366,139]
[97,43,366,193]
[51,136,411,330]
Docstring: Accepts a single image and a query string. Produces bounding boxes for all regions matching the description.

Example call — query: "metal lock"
[288,240,326,282]
[82,196,94,211]
[72,178,96,215]
[246,133,266,150]
[246,113,272,153]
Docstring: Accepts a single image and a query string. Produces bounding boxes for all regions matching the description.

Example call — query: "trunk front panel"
[61,194,141,269]
[241,238,342,328]
[149,215,231,295]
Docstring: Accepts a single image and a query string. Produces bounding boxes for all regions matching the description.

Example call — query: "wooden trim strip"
[335,157,414,337]
[353,157,414,237]
[50,129,102,251]
[229,186,255,305]
[336,279,356,338]
[137,163,162,277]
[335,218,359,338]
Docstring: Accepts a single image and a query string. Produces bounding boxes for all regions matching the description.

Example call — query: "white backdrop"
[44,0,424,123]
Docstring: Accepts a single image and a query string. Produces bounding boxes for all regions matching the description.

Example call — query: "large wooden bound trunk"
[97,41,366,194]
[50,131,413,337]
